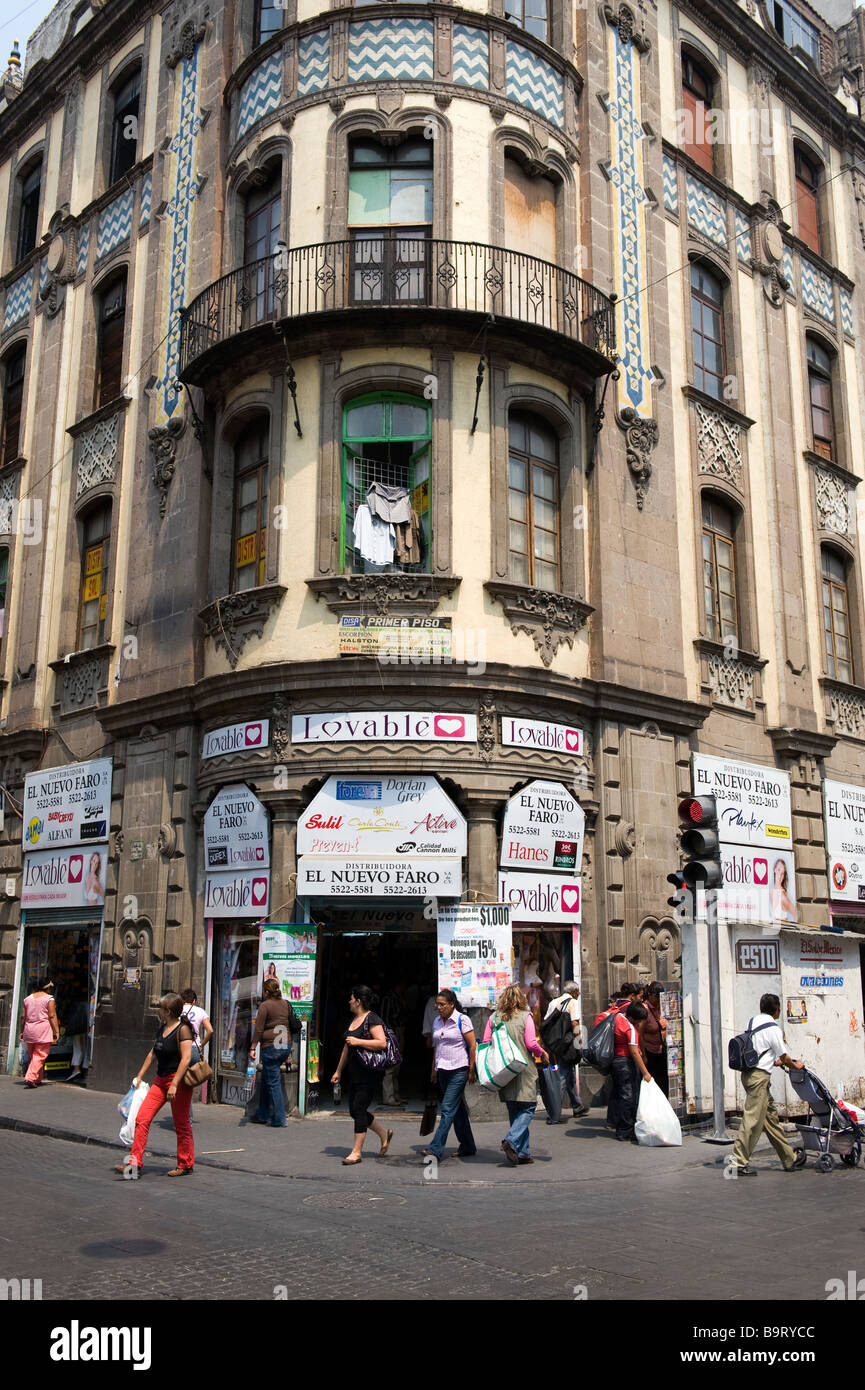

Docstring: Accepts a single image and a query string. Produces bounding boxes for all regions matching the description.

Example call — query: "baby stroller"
[788,1066,863,1172]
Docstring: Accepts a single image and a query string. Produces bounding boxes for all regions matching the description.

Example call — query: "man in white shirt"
[727,993,806,1178]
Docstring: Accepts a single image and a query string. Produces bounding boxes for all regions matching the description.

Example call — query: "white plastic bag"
[119,1080,149,1146]
[635,1078,682,1147]
[476,1024,529,1091]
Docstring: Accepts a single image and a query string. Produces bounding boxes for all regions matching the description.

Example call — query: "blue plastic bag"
[118,1085,136,1119]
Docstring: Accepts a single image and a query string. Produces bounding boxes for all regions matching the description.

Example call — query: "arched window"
[16,159,42,263]
[342,393,431,575]
[94,273,127,409]
[1,346,25,466]
[232,420,269,591]
[504,0,548,42]
[807,337,835,460]
[681,52,714,175]
[690,263,726,400]
[795,145,821,256]
[504,154,557,263]
[254,0,282,47]
[243,166,282,325]
[508,413,560,592]
[701,495,738,643]
[348,136,432,304]
[109,67,141,186]
[78,502,112,650]
[822,548,852,683]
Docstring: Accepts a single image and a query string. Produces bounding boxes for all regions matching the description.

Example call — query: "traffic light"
[678,795,722,890]
[666,868,693,924]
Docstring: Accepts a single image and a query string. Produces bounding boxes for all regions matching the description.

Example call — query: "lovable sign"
[501,718,584,756]
[497,871,582,923]
[203,869,271,918]
[291,712,478,744]
[201,721,270,759]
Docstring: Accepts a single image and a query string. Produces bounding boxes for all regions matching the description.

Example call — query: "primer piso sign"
[297,857,462,897]
[437,903,512,1007]
[692,753,792,850]
[497,871,581,923]
[824,778,865,903]
[714,847,798,925]
[23,758,112,851]
[501,718,583,756]
[297,776,466,858]
[204,869,270,917]
[291,711,477,744]
[21,845,108,909]
[204,784,270,870]
[201,719,269,759]
[500,780,584,872]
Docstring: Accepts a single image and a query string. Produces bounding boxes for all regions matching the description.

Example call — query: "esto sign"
[500,780,585,872]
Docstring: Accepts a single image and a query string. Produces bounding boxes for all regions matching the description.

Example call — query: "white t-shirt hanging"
[353,504,394,565]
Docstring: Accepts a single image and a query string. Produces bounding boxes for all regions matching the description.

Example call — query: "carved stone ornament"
[614,822,636,857]
[272,692,291,760]
[603,3,651,53]
[149,418,185,518]
[157,823,177,858]
[484,581,593,668]
[815,468,850,535]
[49,647,113,713]
[200,586,286,669]
[708,654,755,711]
[750,60,773,102]
[77,411,119,498]
[619,407,659,510]
[695,403,744,490]
[306,573,460,618]
[825,682,865,740]
[478,696,496,762]
[166,20,207,69]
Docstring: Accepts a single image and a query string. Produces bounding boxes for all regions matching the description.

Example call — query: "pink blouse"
[483,1012,545,1059]
[23,993,54,1044]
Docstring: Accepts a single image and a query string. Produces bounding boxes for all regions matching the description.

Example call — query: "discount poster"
[436,903,512,1007]
[259,924,317,1018]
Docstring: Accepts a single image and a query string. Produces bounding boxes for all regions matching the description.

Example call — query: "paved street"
[0,1078,862,1303]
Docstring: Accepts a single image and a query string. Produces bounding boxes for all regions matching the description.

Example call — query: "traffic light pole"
[704,887,733,1145]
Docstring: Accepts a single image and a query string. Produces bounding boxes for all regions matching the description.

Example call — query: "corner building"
[0,0,863,1111]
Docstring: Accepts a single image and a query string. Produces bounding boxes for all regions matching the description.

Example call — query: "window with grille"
[243,168,282,325]
[254,0,282,46]
[348,138,432,305]
[504,0,548,42]
[109,69,141,186]
[16,162,41,264]
[807,337,834,460]
[95,274,127,410]
[691,263,725,401]
[78,503,111,651]
[795,146,821,256]
[702,495,738,644]
[681,53,714,175]
[1,347,25,466]
[822,548,852,683]
[233,421,269,592]
[341,394,431,575]
[508,413,560,592]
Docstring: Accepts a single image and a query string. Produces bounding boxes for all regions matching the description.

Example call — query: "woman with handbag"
[248,977,301,1127]
[423,989,477,1161]
[114,993,196,1178]
[482,984,549,1166]
[330,985,394,1165]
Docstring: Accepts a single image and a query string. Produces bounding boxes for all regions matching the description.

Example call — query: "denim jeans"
[256,1046,290,1125]
[611,1055,638,1140]
[429,1067,476,1157]
[504,1100,536,1157]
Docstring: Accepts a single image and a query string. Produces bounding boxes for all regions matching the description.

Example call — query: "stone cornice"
[768,726,837,761]
[682,386,756,432]
[306,573,460,617]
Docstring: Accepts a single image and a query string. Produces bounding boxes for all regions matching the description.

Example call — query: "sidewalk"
[0,1074,784,1186]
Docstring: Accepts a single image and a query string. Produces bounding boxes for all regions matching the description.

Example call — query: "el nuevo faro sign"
[500,780,584,872]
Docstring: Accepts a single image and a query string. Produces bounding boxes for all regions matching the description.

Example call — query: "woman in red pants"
[116,993,195,1178]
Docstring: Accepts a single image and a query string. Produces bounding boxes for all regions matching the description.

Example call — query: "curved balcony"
[179,240,616,384]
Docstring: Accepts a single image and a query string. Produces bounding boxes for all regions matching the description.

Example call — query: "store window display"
[513,931,569,1024]
[22,928,99,1078]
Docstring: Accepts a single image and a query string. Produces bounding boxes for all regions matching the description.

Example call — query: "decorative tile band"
[76,223,90,277]
[782,244,795,296]
[506,40,563,129]
[238,50,282,138]
[139,171,152,227]
[801,256,834,324]
[662,154,678,214]
[348,19,434,84]
[298,31,330,96]
[735,209,750,263]
[97,188,134,259]
[840,284,854,338]
[453,24,489,91]
[4,269,33,331]
[686,173,726,248]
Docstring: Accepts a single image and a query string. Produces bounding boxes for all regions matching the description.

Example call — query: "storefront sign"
[796,934,845,988]
[715,847,797,924]
[201,720,270,759]
[204,784,270,870]
[204,869,270,918]
[824,778,865,903]
[297,776,467,857]
[501,718,583,756]
[735,939,780,974]
[297,857,462,897]
[21,846,108,909]
[500,780,585,872]
[291,712,477,744]
[497,871,581,923]
[436,903,512,1007]
[692,753,792,850]
[22,758,112,851]
[337,615,452,660]
[260,924,317,1018]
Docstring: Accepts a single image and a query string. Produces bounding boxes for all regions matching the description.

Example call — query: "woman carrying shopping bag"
[115,993,196,1178]
[482,985,548,1166]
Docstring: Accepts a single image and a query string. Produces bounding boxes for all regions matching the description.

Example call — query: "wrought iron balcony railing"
[179,239,616,375]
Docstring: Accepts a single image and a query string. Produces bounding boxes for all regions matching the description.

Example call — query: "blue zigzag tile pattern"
[685,173,726,248]
[140,172,152,227]
[453,25,489,90]
[782,245,794,296]
[801,256,834,324]
[298,31,330,96]
[238,51,282,138]
[348,19,434,83]
[662,155,678,214]
[506,40,563,128]
[735,209,750,263]
[97,188,134,259]
[39,257,48,294]
[607,20,652,418]
[840,284,854,337]
[4,269,33,331]
[77,223,90,277]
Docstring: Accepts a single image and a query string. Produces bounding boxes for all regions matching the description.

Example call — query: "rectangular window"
[95,278,126,409]
[691,264,725,400]
[109,71,141,186]
[504,0,548,43]
[822,550,852,683]
[807,340,834,460]
[0,547,8,645]
[702,496,738,643]
[795,148,821,255]
[508,415,560,592]
[341,394,431,575]
[233,426,269,592]
[243,174,281,325]
[16,164,41,263]
[79,506,111,651]
[254,0,282,46]
[2,349,25,466]
[348,139,432,305]
[773,0,820,65]
[681,56,714,175]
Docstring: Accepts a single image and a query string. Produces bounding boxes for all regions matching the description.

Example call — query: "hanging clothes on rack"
[353,504,395,566]
[394,508,422,565]
[366,481,412,525]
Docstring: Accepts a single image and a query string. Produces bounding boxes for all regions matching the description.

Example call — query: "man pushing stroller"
[725,993,807,1179]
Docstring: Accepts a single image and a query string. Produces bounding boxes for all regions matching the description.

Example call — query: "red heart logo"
[68,855,83,883]
[434,716,464,738]
[252,878,267,904]
[245,724,263,745]
[565,730,580,751]
[754,858,768,886]
[561,886,580,912]
[256,847,264,861]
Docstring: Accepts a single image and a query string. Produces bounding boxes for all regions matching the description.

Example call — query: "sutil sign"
[500,780,584,872]
[204,785,270,870]
[297,776,466,858]
[23,758,112,851]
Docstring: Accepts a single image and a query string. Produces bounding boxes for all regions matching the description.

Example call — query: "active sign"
[23,758,112,851]
[824,778,865,903]
[204,784,270,870]
[436,903,512,1007]
[500,780,584,872]
[297,776,466,857]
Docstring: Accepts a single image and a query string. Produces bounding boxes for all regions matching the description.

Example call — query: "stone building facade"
[0,0,863,1107]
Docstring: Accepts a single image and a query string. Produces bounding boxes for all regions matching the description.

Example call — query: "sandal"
[342,1155,362,1165]
[379,1128,394,1156]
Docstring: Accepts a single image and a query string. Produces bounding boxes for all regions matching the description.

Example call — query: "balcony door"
[243,168,282,327]
[347,137,432,305]
[503,156,559,330]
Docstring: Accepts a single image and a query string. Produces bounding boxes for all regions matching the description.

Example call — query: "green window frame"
[341,392,431,574]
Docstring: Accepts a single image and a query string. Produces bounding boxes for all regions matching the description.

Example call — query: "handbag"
[357,1024,402,1072]
[420,1090,438,1137]
[183,1057,214,1087]
[476,1020,528,1091]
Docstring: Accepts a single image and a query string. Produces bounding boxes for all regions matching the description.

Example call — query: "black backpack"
[728,1018,774,1072]
[581,1008,622,1075]
[540,1000,582,1067]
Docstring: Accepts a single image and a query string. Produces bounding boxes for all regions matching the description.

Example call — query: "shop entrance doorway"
[19,924,100,1079]
[318,923,436,1104]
